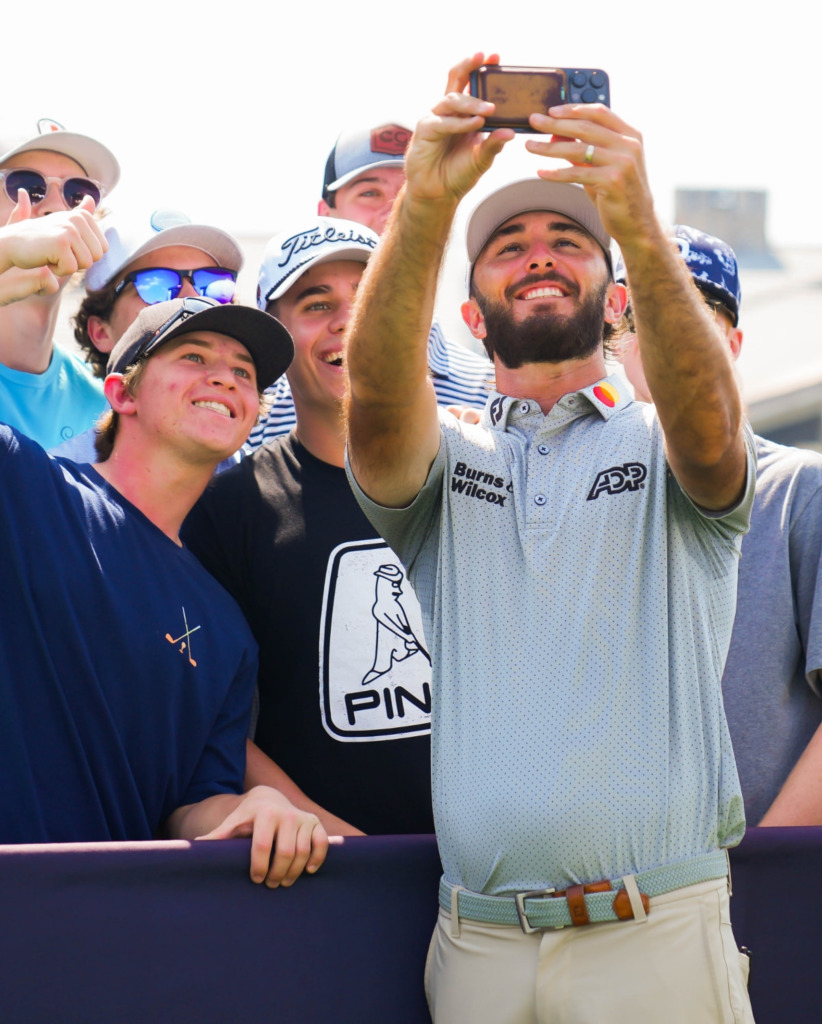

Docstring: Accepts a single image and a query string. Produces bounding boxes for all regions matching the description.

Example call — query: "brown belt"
[554,881,649,927]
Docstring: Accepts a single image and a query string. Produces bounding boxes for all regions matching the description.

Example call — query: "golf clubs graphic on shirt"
[165,607,201,667]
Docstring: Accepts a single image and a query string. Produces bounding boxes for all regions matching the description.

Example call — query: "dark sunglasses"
[703,296,734,322]
[0,168,102,209]
[114,267,237,306]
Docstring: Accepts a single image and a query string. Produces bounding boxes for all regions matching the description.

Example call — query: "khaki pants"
[425,879,754,1024]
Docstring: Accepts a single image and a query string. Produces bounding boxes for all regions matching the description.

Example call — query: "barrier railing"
[0,827,817,1023]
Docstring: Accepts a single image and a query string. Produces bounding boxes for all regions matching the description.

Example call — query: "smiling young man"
[0,218,327,884]
[344,54,755,1023]
[0,121,119,449]
[51,210,243,463]
[245,123,495,449]
[182,217,434,837]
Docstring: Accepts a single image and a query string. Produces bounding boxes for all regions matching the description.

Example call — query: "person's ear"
[103,374,138,416]
[603,282,628,325]
[87,316,117,354]
[461,298,486,340]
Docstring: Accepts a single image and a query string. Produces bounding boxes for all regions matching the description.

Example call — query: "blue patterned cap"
[614,226,741,325]
[672,225,741,326]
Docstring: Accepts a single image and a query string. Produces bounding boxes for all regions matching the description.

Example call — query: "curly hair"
[72,280,120,379]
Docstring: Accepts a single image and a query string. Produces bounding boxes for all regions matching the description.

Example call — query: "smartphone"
[469,66,610,132]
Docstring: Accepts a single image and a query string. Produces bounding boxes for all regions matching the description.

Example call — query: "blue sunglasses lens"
[131,268,236,305]
[131,269,185,304]
[191,268,237,304]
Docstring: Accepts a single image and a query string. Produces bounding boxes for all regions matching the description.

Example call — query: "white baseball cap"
[0,118,120,197]
[258,217,379,308]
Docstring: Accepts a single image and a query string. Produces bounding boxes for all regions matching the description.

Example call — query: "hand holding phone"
[469,66,610,133]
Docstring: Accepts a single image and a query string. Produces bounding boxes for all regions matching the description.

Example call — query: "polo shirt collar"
[482,373,633,431]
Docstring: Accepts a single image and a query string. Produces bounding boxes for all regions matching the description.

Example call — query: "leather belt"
[439,850,729,933]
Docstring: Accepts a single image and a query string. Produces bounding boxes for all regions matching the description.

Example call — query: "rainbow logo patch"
[592,381,618,408]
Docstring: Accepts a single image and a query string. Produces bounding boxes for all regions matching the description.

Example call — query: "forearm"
[623,228,745,507]
[344,190,445,506]
[345,52,509,506]
[759,719,822,826]
[347,189,454,408]
[166,792,245,840]
[245,740,365,836]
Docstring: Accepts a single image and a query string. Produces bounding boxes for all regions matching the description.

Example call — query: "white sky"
[6,0,818,249]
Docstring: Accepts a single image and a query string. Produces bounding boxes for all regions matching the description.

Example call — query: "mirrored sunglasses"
[0,168,102,209]
[114,267,237,305]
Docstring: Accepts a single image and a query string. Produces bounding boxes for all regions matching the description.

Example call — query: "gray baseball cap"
[322,123,411,199]
[85,210,243,293]
[465,178,612,272]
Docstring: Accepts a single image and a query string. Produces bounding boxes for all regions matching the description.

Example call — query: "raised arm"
[526,106,747,511]
[344,53,512,508]
[0,193,106,305]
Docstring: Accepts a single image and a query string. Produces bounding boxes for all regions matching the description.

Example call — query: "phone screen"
[474,67,566,128]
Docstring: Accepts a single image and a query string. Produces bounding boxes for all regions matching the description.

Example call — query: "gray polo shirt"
[347,375,756,895]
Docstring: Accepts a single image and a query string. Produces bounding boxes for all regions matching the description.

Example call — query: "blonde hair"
[93,360,148,462]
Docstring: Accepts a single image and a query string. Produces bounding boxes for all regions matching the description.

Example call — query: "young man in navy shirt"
[0,215,327,887]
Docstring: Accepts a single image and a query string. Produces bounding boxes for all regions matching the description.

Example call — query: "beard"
[476,274,609,370]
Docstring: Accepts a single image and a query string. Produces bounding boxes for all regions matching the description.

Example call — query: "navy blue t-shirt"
[0,427,258,843]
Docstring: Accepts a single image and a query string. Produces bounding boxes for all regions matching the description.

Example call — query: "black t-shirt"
[182,432,433,834]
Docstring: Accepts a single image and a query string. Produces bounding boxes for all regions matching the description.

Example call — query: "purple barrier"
[728,827,821,1024]
[0,828,816,1023]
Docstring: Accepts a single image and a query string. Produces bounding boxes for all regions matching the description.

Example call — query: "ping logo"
[587,462,647,500]
[320,540,431,742]
[370,124,411,156]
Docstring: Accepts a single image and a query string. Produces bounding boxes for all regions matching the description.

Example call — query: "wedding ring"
[584,144,595,165]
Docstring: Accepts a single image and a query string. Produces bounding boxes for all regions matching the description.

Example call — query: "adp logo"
[587,462,647,500]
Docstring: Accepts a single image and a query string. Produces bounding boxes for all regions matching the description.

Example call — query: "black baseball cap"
[106,297,293,390]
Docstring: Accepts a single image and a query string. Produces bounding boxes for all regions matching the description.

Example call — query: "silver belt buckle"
[514,887,556,934]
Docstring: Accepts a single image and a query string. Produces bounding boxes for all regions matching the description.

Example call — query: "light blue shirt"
[0,346,105,451]
[348,376,756,895]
